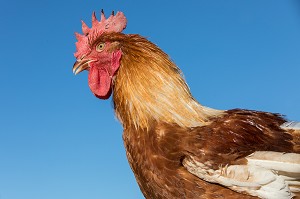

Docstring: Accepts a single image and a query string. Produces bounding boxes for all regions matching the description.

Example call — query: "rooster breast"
[123,123,257,198]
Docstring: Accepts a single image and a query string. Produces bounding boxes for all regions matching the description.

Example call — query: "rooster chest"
[121,125,258,199]
[122,128,192,199]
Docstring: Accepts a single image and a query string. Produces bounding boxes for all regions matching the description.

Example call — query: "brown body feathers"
[123,109,299,198]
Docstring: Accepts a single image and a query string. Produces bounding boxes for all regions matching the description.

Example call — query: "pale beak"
[73,59,92,75]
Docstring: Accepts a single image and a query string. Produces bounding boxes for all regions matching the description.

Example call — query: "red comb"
[74,10,127,58]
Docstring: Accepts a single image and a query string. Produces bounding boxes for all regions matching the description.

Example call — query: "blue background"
[1,1,299,198]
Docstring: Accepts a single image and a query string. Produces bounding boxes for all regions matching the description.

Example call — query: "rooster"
[72,10,300,199]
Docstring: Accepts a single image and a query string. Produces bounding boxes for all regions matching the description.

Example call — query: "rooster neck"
[112,34,223,129]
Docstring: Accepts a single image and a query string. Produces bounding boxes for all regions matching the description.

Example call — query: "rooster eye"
[96,42,105,52]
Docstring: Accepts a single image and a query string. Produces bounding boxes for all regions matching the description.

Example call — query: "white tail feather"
[281,122,300,130]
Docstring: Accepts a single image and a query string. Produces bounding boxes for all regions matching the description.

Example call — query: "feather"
[247,151,300,197]
[184,153,299,199]
[281,122,300,130]
[246,151,300,174]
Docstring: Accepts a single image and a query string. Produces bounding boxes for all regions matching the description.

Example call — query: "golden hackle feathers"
[111,33,222,130]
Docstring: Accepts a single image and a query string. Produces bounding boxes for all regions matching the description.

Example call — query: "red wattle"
[88,66,112,99]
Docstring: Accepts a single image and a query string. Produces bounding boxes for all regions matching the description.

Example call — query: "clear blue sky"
[0,1,299,199]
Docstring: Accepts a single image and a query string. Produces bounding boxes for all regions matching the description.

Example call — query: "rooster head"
[73,10,127,99]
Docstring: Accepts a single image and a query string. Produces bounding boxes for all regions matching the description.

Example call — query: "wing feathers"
[246,151,300,173]
[183,157,293,199]
[184,155,297,199]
